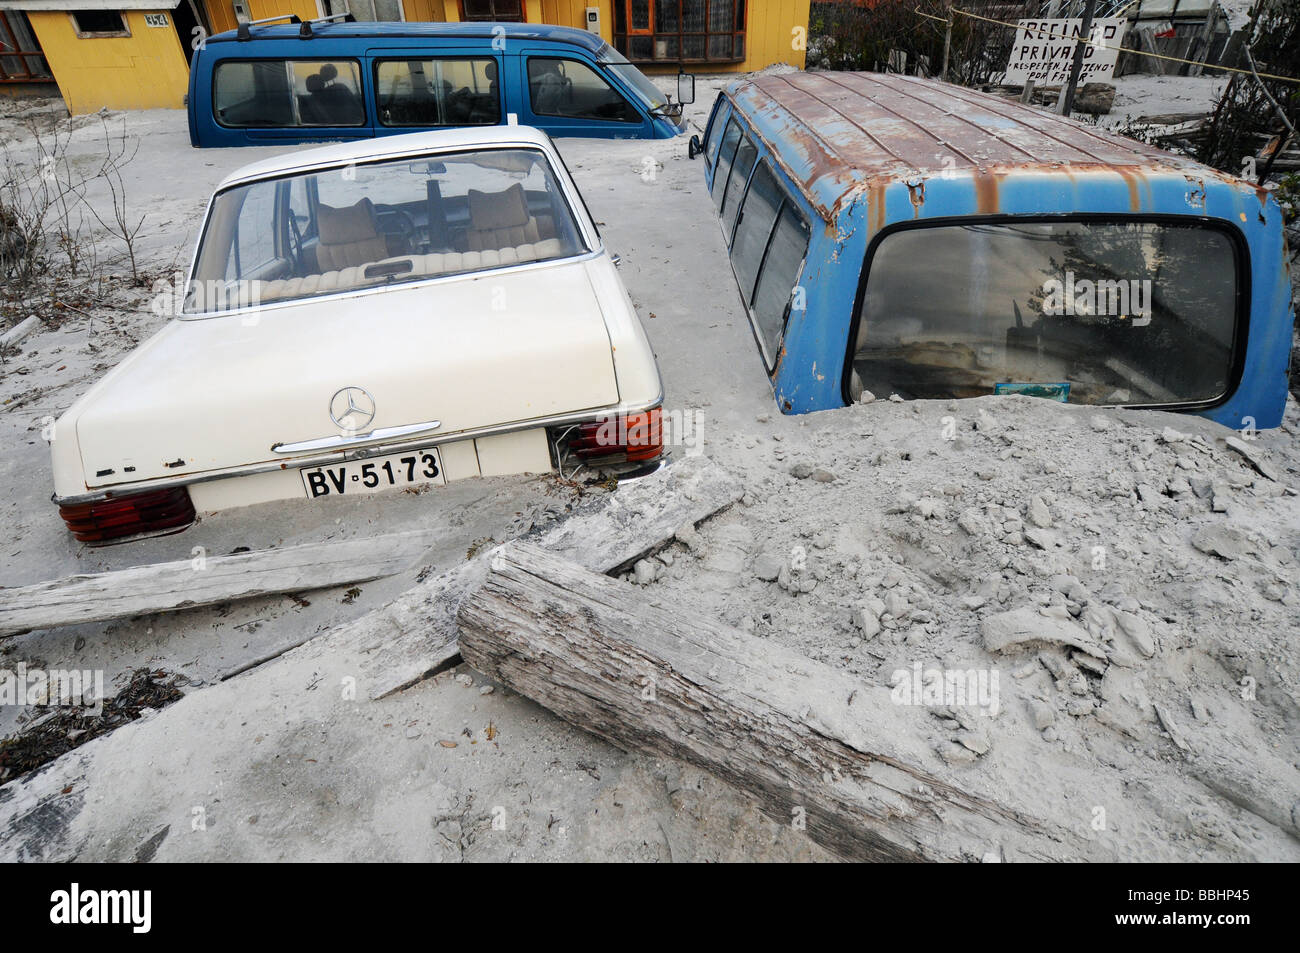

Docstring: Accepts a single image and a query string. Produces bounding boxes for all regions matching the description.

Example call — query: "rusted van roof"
[728,72,1214,221]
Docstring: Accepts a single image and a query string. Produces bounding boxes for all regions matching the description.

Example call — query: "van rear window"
[849,220,1241,407]
[215,60,365,128]
[376,58,500,127]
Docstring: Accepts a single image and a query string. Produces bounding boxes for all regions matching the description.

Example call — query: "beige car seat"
[464,183,541,252]
[316,198,389,272]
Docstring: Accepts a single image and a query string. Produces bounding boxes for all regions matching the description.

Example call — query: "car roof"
[726,71,1226,222]
[215,124,557,190]
[206,19,608,55]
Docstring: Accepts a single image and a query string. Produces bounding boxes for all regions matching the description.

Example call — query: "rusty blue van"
[697,71,1294,428]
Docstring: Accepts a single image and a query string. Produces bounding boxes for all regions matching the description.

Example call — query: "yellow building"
[5,0,807,114]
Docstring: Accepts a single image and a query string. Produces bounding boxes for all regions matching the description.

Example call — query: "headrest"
[317,198,379,244]
[468,183,530,230]
[321,63,339,83]
[305,74,324,93]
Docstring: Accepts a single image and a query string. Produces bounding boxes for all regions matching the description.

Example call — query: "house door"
[170,0,207,66]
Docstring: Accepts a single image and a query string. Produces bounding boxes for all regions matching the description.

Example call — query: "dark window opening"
[460,0,524,21]
[614,0,747,64]
[0,11,52,82]
[71,10,127,36]
[214,60,366,128]
[726,159,809,367]
[527,57,639,123]
[376,58,500,126]
[847,220,1242,408]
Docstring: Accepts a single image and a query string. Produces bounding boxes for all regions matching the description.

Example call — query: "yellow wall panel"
[29,10,191,114]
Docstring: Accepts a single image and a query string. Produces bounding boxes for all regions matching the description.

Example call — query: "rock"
[752,553,784,582]
[1073,82,1115,115]
[939,742,977,765]
[633,558,659,586]
[1028,495,1052,528]
[790,462,813,479]
[1112,609,1156,658]
[1154,704,1190,751]
[1160,426,1188,444]
[1191,525,1253,560]
[1224,435,1283,482]
[1041,726,1058,742]
[858,389,876,404]
[889,393,904,403]
[1066,698,1096,717]
[852,607,881,639]
[811,468,837,483]
[957,508,986,536]
[914,496,946,519]
[1089,414,1112,432]
[981,607,1107,657]
[1029,699,1056,730]
[479,685,495,696]
[958,731,991,755]
[1023,526,1061,550]
[455,673,474,686]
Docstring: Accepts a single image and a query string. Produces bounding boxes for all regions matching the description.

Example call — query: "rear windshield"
[186,147,587,314]
[848,220,1240,407]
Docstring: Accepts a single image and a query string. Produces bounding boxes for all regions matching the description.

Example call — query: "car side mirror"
[688,135,702,160]
[677,70,695,106]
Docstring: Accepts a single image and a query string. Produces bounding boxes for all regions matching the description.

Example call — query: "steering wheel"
[380,209,418,254]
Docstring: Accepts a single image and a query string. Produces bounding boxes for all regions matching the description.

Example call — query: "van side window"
[703,96,725,167]
[710,118,742,206]
[215,60,365,127]
[527,57,639,123]
[719,133,757,242]
[729,161,809,365]
[376,58,501,127]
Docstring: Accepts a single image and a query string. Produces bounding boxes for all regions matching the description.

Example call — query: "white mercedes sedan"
[51,126,663,542]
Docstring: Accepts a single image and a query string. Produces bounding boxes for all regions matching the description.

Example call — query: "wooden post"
[1057,0,1098,115]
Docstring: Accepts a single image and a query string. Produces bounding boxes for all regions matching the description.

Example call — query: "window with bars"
[459,0,525,21]
[613,0,746,63]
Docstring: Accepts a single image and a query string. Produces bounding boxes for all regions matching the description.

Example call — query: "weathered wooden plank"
[457,543,1104,863]
[0,531,440,637]
[349,455,745,700]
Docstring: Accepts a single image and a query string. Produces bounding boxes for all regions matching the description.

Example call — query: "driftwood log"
[0,531,442,638]
[458,543,1100,863]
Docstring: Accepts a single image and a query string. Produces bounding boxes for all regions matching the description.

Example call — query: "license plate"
[300,447,446,498]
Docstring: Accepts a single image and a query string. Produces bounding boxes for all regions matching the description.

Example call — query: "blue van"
[188,17,694,147]
[696,71,1294,429]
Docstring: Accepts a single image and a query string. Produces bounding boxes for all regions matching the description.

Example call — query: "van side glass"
[215,59,365,127]
[719,134,758,242]
[850,221,1240,406]
[710,118,742,206]
[527,57,639,123]
[376,58,501,126]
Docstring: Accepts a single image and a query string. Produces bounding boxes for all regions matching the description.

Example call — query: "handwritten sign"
[1004,18,1127,86]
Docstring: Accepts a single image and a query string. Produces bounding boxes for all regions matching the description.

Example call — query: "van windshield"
[849,220,1240,407]
[186,147,587,314]
[600,49,668,114]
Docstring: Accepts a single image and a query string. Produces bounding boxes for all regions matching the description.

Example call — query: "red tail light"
[58,487,196,543]
[568,407,663,464]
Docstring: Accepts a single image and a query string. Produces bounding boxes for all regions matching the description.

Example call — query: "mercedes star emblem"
[329,386,376,433]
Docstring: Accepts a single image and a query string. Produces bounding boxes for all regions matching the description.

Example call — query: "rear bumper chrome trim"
[272,420,442,454]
